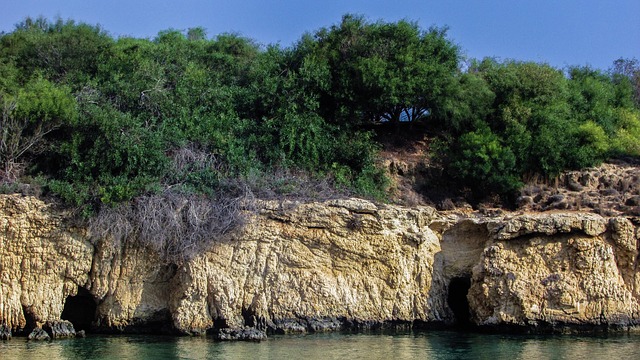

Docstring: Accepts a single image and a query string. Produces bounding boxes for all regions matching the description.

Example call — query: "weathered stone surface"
[519,161,640,217]
[27,327,50,341]
[169,199,446,333]
[489,213,607,240]
[0,323,11,339]
[0,195,93,333]
[468,232,640,328]
[215,326,267,341]
[325,198,378,214]
[43,320,76,338]
[2,193,640,336]
[90,236,174,332]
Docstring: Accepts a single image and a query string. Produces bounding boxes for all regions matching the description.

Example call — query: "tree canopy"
[1,15,639,210]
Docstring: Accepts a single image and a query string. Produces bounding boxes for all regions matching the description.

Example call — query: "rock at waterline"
[1,324,11,340]
[215,327,267,341]
[44,320,77,339]
[28,328,50,341]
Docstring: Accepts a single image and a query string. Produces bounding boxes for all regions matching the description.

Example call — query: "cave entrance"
[61,287,97,332]
[21,305,38,334]
[447,276,471,328]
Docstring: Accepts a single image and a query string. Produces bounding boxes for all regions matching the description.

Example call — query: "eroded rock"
[215,327,267,341]
[0,195,93,333]
[2,194,640,336]
[0,323,11,340]
[468,232,640,329]
[44,320,76,338]
[28,327,50,341]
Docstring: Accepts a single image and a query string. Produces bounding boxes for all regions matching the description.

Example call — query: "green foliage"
[14,75,77,124]
[572,121,610,164]
[1,17,114,88]
[302,14,460,128]
[612,58,640,107]
[47,104,167,206]
[447,125,521,196]
[1,74,77,181]
[441,71,495,133]
[440,58,640,201]
[611,108,640,155]
[1,15,639,209]
[352,163,389,200]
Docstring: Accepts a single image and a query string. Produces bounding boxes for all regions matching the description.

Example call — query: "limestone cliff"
[469,213,640,329]
[1,194,639,336]
[0,195,92,333]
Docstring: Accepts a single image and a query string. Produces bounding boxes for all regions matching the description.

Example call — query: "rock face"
[1,194,639,337]
[519,161,640,216]
[0,323,11,339]
[168,199,445,334]
[215,326,267,341]
[0,195,93,334]
[469,213,640,330]
[43,320,76,338]
[27,327,50,341]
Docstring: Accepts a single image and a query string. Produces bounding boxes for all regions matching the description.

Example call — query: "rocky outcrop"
[1,194,639,337]
[0,323,11,339]
[469,213,640,330]
[519,160,640,216]
[25,320,77,340]
[0,195,93,334]
[27,327,50,341]
[167,199,445,334]
[215,326,267,341]
[89,236,175,333]
[43,320,76,338]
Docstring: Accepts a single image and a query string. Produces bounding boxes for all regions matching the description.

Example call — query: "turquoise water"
[1,331,639,360]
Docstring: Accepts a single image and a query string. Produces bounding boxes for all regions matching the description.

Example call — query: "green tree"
[48,103,167,207]
[612,58,640,107]
[471,59,574,176]
[440,70,495,134]
[447,125,521,197]
[304,14,460,128]
[0,17,114,88]
[0,74,77,182]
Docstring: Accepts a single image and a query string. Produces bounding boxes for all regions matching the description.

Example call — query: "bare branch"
[89,188,255,265]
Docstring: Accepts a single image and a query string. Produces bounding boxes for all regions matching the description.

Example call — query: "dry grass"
[88,142,357,264]
[240,167,350,201]
[89,188,254,264]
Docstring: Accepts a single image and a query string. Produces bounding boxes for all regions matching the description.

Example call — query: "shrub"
[447,125,522,198]
[89,189,254,264]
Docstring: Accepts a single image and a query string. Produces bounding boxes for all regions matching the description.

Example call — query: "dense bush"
[1,15,639,211]
[437,59,640,201]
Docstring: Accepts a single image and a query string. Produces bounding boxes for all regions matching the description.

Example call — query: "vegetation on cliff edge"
[1,15,639,215]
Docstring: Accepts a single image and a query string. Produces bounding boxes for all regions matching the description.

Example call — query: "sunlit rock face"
[0,195,92,334]
[469,213,640,329]
[1,194,639,335]
[168,199,448,334]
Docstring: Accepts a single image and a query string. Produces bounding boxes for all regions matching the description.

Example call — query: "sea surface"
[1,331,639,360]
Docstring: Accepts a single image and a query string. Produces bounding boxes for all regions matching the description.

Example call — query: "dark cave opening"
[61,287,97,332]
[447,276,471,328]
[21,305,37,334]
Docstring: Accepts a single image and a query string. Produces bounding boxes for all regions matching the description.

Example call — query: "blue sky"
[1,0,638,70]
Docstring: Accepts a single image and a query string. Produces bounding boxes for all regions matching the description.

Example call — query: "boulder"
[43,320,76,339]
[28,328,50,341]
[0,324,11,340]
[215,327,267,341]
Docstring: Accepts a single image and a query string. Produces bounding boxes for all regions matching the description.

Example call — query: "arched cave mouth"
[61,286,97,332]
[447,276,471,328]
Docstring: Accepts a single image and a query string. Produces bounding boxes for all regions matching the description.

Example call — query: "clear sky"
[1,0,638,71]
